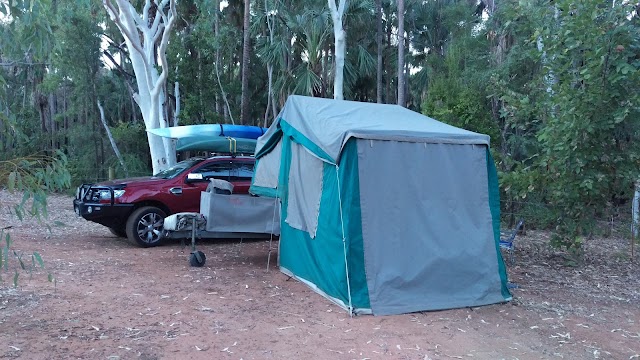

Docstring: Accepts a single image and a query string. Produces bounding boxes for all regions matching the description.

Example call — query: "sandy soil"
[0,190,639,360]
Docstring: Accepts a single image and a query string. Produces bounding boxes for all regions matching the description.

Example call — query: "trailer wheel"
[189,251,206,267]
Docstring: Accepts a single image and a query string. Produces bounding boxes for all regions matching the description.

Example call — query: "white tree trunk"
[240,0,251,124]
[328,0,347,100]
[397,0,405,106]
[98,100,129,177]
[213,0,235,124]
[264,64,274,127]
[173,80,180,127]
[633,181,640,237]
[264,0,277,125]
[103,0,178,174]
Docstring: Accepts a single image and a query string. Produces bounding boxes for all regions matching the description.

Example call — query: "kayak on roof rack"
[147,124,267,153]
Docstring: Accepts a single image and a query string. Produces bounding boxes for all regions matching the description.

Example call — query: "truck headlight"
[97,189,125,200]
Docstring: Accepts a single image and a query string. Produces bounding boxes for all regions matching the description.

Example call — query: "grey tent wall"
[357,140,508,315]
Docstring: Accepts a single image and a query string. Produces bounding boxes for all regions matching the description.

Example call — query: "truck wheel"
[126,206,167,247]
[108,227,127,238]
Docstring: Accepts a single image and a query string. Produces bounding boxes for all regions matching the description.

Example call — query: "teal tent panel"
[339,139,370,310]
[278,138,370,310]
[487,150,511,299]
[278,164,350,307]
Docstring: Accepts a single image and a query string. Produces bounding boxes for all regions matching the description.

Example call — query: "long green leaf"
[8,171,16,191]
[2,246,7,270]
[13,270,19,287]
[14,204,23,221]
[15,251,26,270]
[33,252,44,268]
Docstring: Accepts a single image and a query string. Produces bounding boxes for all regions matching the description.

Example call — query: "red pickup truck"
[73,156,255,247]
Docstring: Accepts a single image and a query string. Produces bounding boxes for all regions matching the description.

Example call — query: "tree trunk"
[633,181,640,238]
[397,0,406,106]
[103,0,178,174]
[173,80,180,127]
[376,0,383,103]
[328,0,347,100]
[213,0,232,123]
[198,50,204,120]
[48,93,57,149]
[63,84,69,149]
[385,2,392,103]
[98,100,129,177]
[321,40,329,98]
[263,0,276,126]
[240,0,251,124]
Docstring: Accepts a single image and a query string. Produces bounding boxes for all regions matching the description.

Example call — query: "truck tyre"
[126,206,167,247]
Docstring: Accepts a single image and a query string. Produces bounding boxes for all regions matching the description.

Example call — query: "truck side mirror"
[186,173,204,183]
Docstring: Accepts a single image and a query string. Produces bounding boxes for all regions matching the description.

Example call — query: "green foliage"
[0,229,54,287]
[2,0,640,261]
[424,80,499,143]
[535,0,640,249]
[106,122,150,176]
[0,151,71,220]
[415,0,640,257]
[0,150,67,287]
[420,2,500,144]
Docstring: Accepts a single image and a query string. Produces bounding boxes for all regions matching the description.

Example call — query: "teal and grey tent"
[251,95,511,316]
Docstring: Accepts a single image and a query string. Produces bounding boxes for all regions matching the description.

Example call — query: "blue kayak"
[147,124,267,140]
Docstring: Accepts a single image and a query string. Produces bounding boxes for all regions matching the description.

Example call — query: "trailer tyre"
[189,251,206,267]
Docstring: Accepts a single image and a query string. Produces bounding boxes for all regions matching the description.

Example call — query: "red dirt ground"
[0,190,639,360]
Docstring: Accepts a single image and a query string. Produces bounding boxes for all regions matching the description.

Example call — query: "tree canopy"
[1,0,639,250]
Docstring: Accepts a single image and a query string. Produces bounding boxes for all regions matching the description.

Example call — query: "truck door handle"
[169,187,183,195]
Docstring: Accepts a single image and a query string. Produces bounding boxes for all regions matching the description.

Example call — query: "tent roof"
[256,95,490,163]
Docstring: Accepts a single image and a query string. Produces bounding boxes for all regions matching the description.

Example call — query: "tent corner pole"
[334,164,354,317]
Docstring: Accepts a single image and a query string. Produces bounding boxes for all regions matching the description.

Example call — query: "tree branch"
[97,100,129,178]
[103,0,146,57]
[151,0,177,97]
[150,0,164,36]
[142,0,152,25]
[102,50,136,79]
[153,23,165,45]
[0,61,49,66]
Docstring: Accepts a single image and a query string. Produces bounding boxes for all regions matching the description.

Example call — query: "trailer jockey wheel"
[189,251,206,267]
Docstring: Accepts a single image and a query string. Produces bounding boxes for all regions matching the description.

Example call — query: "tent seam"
[335,164,353,316]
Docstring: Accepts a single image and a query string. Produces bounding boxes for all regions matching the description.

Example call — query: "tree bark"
[397,0,406,106]
[213,0,234,124]
[328,0,347,100]
[376,0,383,103]
[385,2,392,103]
[48,93,57,149]
[263,0,277,126]
[173,79,180,127]
[97,100,129,177]
[103,0,178,174]
[240,0,251,124]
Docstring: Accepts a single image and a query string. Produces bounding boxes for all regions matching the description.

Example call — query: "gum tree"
[103,0,178,173]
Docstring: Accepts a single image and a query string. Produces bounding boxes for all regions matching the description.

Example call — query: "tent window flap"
[285,143,323,238]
